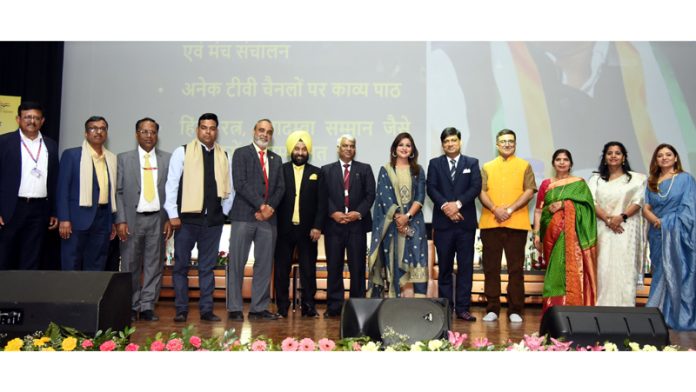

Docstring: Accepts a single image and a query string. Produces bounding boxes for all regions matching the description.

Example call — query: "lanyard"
[21,138,43,166]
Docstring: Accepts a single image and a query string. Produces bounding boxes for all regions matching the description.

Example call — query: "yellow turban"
[285,130,313,155]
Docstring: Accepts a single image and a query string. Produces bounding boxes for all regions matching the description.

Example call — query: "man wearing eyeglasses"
[115,118,172,322]
[0,101,59,270]
[478,129,536,323]
[57,116,118,271]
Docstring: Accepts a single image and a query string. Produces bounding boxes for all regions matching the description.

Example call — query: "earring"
[391,152,397,158]
[409,153,415,159]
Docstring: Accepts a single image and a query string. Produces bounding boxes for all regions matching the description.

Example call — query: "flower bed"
[1,323,686,352]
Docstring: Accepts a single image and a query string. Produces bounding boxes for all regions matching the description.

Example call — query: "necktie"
[260,150,269,200]
[450,159,456,181]
[343,163,350,211]
[143,153,155,202]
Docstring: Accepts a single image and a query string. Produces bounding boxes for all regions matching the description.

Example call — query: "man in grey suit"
[227,119,285,321]
[116,118,172,322]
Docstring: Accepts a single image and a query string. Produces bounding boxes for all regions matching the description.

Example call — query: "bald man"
[273,131,326,318]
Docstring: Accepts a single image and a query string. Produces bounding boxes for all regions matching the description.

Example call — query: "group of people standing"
[2,101,695,331]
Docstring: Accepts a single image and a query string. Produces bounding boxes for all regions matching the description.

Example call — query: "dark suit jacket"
[0,130,59,223]
[229,143,285,224]
[56,147,115,231]
[426,154,482,231]
[321,160,375,233]
[276,162,326,235]
[115,148,171,226]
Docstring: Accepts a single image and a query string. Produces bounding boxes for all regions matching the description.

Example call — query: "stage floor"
[129,300,696,349]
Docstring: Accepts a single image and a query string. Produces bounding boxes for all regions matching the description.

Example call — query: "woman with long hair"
[367,132,428,297]
[533,149,598,314]
[588,141,647,306]
[643,144,696,330]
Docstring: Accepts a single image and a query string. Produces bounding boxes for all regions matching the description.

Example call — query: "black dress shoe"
[173,312,188,322]
[248,310,280,320]
[323,310,340,318]
[277,310,288,318]
[302,307,319,318]
[131,310,138,322]
[456,311,477,322]
[228,311,244,321]
[200,312,221,321]
[139,310,159,321]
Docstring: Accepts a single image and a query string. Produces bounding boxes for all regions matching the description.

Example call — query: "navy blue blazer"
[321,160,375,234]
[56,147,115,231]
[426,154,482,231]
[0,130,59,223]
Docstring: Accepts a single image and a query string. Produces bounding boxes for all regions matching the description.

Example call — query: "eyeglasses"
[87,127,108,133]
[497,139,516,146]
[21,115,43,122]
[137,130,158,136]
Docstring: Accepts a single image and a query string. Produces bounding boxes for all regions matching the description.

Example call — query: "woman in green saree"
[533,149,598,314]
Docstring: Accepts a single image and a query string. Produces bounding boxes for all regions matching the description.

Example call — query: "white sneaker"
[482,311,498,322]
[509,313,523,323]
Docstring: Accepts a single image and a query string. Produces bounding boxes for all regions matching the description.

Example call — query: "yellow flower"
[361,342,379,352]
[628,342,641,351]
[427,340,444,351]
[642,345,657,352]
[410,342,424,352]
[62,337,77,351]
[41,347,56,352]
[4,338,24,351]
[603,342,618,352]
[33,339,47,347]
[384,347,396,352]
[663,346,679,352]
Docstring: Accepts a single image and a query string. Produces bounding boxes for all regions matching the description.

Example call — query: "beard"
[291,153,308,166]
[254,135,269,149]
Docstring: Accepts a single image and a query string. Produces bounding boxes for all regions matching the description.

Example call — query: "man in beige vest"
[478,129,536,323]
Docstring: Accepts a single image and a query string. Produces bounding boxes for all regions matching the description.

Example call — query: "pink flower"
[125,343,140,351]
[150,340,165,351]
[472,337,489,349]
[318,338,336,352]
[447,331,468,349]
[251,340,267,351]
[166,338,184,351]
[298,338,315,351]
[523,334,546,351]
[352,342,362,351]
[81,339,94,349]
[99,340,116,351]
[189,336,202,349]
[549,337,572,351]
[281,337,299,351]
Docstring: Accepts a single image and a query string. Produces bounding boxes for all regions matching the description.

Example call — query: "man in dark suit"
[116,117,172,322]
[57,115,117,271]
[227,119,285,321]
[0,101,59,270]
[426,127,482,321]
[320,134,375,317]
[273,130,326,318]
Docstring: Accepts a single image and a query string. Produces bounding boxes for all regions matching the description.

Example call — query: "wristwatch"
[406,212,412,220]
[621,213,628,222]
[506,207,513,214]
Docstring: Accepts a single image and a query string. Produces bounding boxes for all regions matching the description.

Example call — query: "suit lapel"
[453,155,465,184]
[155,149,165,187]
[132,150,142,192]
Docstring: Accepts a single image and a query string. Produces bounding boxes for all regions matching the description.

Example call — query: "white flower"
[603,342,619,352]
[628,342,641,351]
[427,340,444,351]
[642,345,658,352]
[663,346,679,352]
[410,342,424,352]
[361,342,379,352]
[384,346,396,352]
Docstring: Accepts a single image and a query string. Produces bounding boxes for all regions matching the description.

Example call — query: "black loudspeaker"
[340,298,451,344]
[539,306,670,349]
[0,271,131,341]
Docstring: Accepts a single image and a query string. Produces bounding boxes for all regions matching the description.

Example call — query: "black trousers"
[324,226,367,313]
[0,198,49,270]
[274,225,318,312]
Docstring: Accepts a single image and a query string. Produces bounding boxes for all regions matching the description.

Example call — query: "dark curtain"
[0,42,64,270]
[0,42,64,143]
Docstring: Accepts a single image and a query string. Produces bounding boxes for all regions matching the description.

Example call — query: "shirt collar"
[19,130,43,143]
[138,145,155,157]
[86,142,104,160]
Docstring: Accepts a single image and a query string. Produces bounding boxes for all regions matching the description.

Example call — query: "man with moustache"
[227,119,285,321]
[116,117,172,321]
[57,115,118,271]
[0,101,59,270]
[478,129,536,323]
[426,127,482,321]
[273,130,326,318]
[164,113,233,322]
[320,134,375,317]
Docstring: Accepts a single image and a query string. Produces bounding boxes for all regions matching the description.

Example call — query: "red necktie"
[343,163,350,211]
[260,150,269,200]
